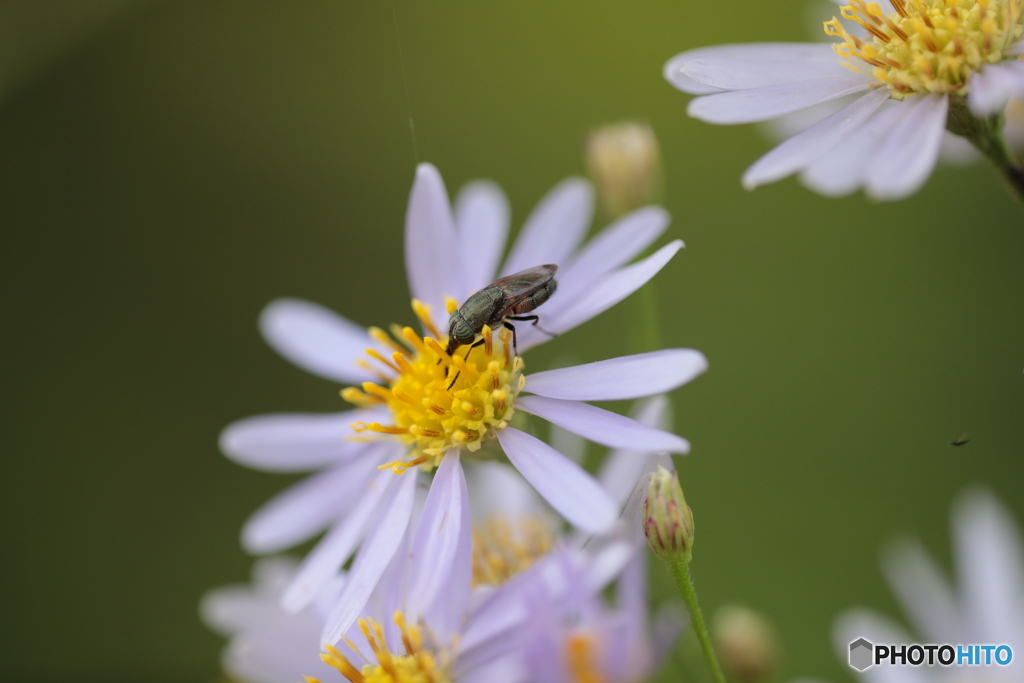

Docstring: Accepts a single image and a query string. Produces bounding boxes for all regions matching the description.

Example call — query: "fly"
[443,264,558,388]
[949,433,970,447]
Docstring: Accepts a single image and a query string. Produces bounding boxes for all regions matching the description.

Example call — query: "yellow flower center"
[471,514,556,587]
[567,633,609,683]
[824,0,1024,97]
[307,612,453,683]
[341,300,525,473]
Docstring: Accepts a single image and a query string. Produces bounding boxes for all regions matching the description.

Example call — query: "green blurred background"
[2,1,1022,681]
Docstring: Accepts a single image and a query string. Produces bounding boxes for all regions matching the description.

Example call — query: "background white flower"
[665,0,1024,200]
[764,0,1024,173]
[833,488,1024,682]
[786,489,1024,683]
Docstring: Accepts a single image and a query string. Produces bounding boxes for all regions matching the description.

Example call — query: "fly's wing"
[489,264,558,310]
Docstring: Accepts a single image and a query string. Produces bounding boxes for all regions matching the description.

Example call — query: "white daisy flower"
[763,0,1024,170]
[202,438,664,683]
[220,163,706,646]
[665,0,1024,200]
[833,488,1024,681]
[786,489,1024,683]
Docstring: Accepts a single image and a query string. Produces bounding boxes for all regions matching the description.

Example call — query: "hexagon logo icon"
[849,638,874,671]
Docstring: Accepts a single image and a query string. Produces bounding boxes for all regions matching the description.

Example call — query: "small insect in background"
[949,433,971,447]
[444,264,558,387]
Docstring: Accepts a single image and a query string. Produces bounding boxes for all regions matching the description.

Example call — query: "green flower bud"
[585,121,662,218]
[643,465,694,564]
[712,605,780,683]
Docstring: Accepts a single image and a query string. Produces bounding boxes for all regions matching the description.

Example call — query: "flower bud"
[712,605,780,683]
[643,465,694,564]
[585,121,661,218]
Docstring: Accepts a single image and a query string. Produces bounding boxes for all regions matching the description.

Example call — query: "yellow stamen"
[411,299,443,340]
[566,633,608,683]
[379,455,430,474]
[357,360,393,385]
[369,327,410,357]
[472,514,556,587]
[366,348,401,374]
[445,296,459,315]
[423,337,449,363]
[343,301,525,469]
[342,387,385,407]
[824,0,1024,97]
[353,422,409,435]
[312,613,453,683]
[321,644,366,683]
[362,383,394,402]
[481,324,493,356]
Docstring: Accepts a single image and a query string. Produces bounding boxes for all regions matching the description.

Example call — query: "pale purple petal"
[585,535,641,590]
[458,656,527,683]
[1006,40,1024,55]
[201,585,270,637]
[688,76,873,124]
[620,454,673,544]
[953,489,1024,647]
[681,58,852,91]
[550,423,586,463]
[865,94,947,200]
[969,60,1024,115]
[455,180,510,298]
[427,461,473,639]
[497,427,616,534]
[800,101,913,196]
[405,163,460,322]
[833,609,931,683]
[259,298,373,384]
[664,43,840,94]
[652,607,686,671]
[615,553,651,673]
[405,452,471,629]
[500,178,593,277]
[761,95,855,140]
[556,206,669,303]
[320,471,417,646]
[280,466,395,612]
[224,623,334,683]
[517,395,689,453]
[241,459,377,554]
[525,349,708,401]
[939,131,981,165]
[520,588,568,683]
[219,410,384,472]
[743,87,890,189]
[465,460,543,520]
[880,538,962,644]
[201,557,300,635]
[520,240,683,348]
[599,396,672,506]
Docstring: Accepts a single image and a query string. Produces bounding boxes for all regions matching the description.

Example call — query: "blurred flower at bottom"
[788,488,1024,683]
[203,398,683,683]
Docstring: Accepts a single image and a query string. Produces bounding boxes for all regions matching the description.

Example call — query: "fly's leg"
[446,338,485,390]
[502,321,519,356]
[508,315,557,339]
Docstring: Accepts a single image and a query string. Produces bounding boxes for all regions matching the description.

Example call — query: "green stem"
[669,560,727,683]
[946,95,1024,209]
